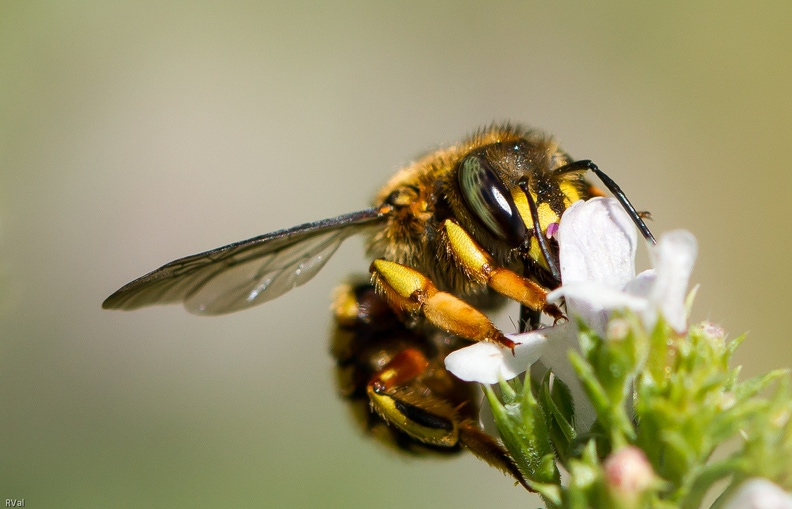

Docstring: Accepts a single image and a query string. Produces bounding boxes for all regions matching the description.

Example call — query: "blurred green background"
[2,1,791,507]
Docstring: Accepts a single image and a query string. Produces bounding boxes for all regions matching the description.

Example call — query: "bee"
[103,124,654,489]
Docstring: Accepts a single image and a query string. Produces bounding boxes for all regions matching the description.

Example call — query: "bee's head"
[453,138,587,273]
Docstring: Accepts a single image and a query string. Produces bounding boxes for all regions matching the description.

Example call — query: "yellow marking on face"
[510,188,534,230]
[528,237,550,270]
[537,202,559,231]
[510,188,559,268]
[559,181,582,207]
[510,189,560,233]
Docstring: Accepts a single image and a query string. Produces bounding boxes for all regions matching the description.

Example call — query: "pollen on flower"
[546,222,559,239]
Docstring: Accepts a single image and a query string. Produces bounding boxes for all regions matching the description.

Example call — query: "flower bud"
[604,446,655,506]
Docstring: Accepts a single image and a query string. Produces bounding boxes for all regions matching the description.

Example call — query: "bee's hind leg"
[366,344,532,490]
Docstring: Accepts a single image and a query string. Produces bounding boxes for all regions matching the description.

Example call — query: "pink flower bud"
[604,446,654,500]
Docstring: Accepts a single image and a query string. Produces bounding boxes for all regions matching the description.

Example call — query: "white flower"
[548,198,697,336]
[722,479,792,509]
[444,197,697,386]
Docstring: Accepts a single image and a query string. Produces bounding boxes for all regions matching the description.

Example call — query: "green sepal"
[537,371,577,465]
[484,380,559,489]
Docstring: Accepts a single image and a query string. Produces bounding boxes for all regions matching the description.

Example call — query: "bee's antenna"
[556,160,656,245]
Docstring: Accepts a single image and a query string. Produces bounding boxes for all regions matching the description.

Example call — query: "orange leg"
[369,259,515,350]
[442,219,563,322]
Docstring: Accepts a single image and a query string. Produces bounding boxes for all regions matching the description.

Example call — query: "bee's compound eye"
[458,155,526,245]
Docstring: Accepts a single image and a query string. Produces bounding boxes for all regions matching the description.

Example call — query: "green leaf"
[484,382,559,487]
[538,372,577,464]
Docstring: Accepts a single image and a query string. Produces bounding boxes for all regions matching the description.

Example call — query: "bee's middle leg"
[369,259,516,350]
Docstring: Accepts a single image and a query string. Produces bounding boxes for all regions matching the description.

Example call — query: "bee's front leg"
[369,259,515,351]
[441,219,564,322]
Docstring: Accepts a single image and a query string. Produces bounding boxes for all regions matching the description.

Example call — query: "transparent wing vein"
[102,209,384,315]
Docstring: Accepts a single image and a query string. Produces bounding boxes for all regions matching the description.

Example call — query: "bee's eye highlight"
[458,155,526,245]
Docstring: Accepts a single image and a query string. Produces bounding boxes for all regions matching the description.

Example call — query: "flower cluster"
[444,198,792,508]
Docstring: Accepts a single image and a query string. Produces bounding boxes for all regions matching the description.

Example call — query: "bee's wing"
[102,208,385,315]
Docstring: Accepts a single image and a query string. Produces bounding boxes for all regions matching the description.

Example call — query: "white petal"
[555,198,639,330]
[444,332,547,384]
[722,479,792,509]
[534,321,597,430]
[648,230,697,333]
[558,197,638,289]
[624,269,656,298]
[548,282,648,336]
[548,282,649,311]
